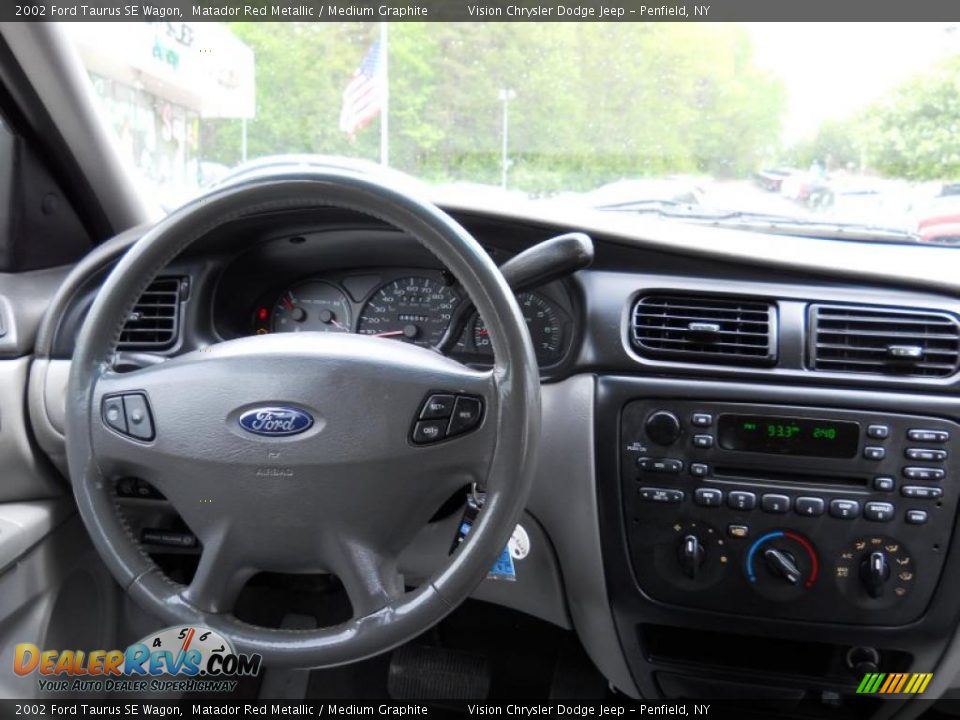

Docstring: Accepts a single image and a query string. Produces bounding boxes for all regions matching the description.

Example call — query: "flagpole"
[380,21,389,167]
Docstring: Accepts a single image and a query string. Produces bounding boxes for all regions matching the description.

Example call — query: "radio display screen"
[718,415,860,458]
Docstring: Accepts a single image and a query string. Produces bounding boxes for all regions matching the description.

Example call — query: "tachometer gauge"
[474,291,563,362]
[261,281,353,334]
[357,276,460,347]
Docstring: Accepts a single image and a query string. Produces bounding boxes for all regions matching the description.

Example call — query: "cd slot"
[713,466,869,488]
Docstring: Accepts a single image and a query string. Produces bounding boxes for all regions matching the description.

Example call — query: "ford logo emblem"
[238,406,314,437]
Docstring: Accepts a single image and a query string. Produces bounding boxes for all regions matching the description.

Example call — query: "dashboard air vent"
[811,304,960,378]
[118,277,182,350]
[631,294,776,365]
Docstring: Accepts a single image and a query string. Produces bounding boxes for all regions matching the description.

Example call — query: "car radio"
[620,400,960,625]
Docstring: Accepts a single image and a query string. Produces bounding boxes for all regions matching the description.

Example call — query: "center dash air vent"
[811,304,960,378]
[631,294,776,365]
[118,277,183,350]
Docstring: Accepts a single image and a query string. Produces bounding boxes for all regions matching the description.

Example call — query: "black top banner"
[3,0,960,22]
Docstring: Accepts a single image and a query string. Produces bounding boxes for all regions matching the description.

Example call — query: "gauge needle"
[371,330,406,338]
[282,294,295,311]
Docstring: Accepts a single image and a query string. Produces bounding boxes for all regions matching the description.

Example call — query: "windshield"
[67,21,960,246]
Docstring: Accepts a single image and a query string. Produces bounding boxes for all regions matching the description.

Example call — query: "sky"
[746,23,960,141]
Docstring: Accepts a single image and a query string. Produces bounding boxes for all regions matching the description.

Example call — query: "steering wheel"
[64,172,541,667]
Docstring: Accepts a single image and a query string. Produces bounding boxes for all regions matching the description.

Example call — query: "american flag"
[339,38,386,139]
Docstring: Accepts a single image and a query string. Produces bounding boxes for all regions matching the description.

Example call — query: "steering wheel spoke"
[325,539,406,618]
[181,525,257,614]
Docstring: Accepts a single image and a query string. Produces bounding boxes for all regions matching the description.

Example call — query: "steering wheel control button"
[867,424,890,439]
[901,485,943,499]
[761,494,791,514]
[728,491,757,511]
[413,420,447,444]
[906,510,929,525]
[863,446,886,461]
[907,428,949,443]
[447,396,483,436]
[691,413,713,427]
[639,487,684,503]
[413,394,483,443]
[795,497,826,517]
[645,411,681,446]
[692,434,714,449]
[637,457,683,474]
[829,499,861,519]
[420,394,455,420]
[101,393,154,441]
[903,467,944,481]
[694,488,723,507]
[122,394,155,440]
[102,396,127,434]
[874,476,895,492]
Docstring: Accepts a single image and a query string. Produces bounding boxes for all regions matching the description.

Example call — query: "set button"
[692,434,714,449]
[795,497,825,517]
[760,494,791,513]
[863,446,886,461]
[906,510,929,525]
[639,487,684,503]
[728,491,756,510]
[907,429,950,443]
[690,463,709,477]
[691,413,713,427]
[829,499,860,519]
[873,476,895,492]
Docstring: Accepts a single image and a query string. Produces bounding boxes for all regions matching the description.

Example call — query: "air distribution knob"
[646,411,681,446]
[860,551,891,599]
[678,534,705,580]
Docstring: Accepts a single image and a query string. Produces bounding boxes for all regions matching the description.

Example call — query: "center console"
[621,399,959,625]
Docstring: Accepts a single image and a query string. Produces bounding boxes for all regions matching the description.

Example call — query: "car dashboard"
[19,201,960,710]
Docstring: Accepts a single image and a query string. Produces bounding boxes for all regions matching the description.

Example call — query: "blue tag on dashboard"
[453,519,517,581]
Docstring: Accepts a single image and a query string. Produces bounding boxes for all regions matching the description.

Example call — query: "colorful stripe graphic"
[857,672,933,694]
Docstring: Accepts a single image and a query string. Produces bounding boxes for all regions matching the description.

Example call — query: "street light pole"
[498,88,516,190]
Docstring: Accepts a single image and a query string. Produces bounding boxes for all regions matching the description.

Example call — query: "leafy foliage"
[202,22,787,192]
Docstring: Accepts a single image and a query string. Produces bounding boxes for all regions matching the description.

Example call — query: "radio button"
[867,424,890,439]
[694,488,723,507]
[690,463,709,477]
[637,457,683,474]
[795,497,825,517]
[760,494,791,513]
[692,434,714,449]
[639,487,684,503]
[863,446,886,461]
[646,411,681,446]
[906,510,929,525]
[728,491,757,511]
[864,502,895,522]
[903,467,945,481]
[727,524,750,538]
[901,485,943,500]
[905,448,947,462]
[829,499,861,519]
[873,476,895,492]
[691,413,713,427]
[907,429,950,443]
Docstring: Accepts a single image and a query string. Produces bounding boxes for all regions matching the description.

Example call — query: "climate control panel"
[620,400,960,624]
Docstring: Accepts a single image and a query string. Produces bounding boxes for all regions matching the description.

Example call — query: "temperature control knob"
[646,411,681,446]
[745,530,819,601]
[763,548,802,586]
[679,534,706,580]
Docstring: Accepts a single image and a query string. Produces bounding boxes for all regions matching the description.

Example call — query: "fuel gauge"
[260,281,353,334]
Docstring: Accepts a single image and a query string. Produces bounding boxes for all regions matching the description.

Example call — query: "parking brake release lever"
[435,232,594,353]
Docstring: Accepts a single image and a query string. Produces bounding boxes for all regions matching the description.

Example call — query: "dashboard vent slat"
[631,293,777,366]
[810,304,960,378]
[118,277,182,350]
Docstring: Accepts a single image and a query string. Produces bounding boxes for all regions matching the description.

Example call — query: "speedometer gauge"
[474,291,563,362]
[266,281,353,334]
[357,276,460,347]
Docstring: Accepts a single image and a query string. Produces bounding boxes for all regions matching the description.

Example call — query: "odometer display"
[473,291,563,362]
[718,414,860,458]
[357,276,460,347]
